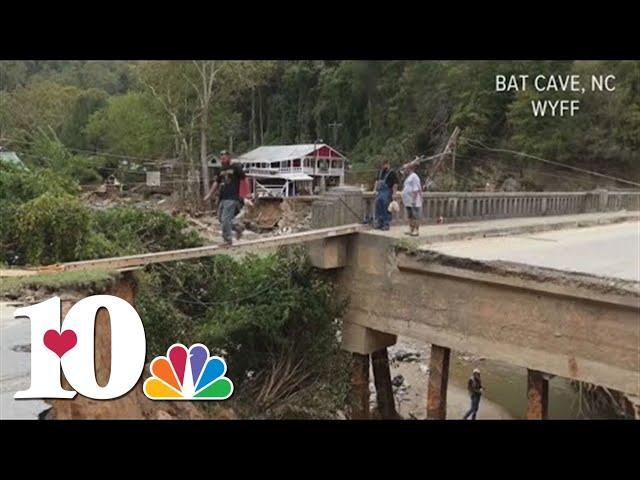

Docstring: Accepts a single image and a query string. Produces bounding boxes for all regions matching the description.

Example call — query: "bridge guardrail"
[360,190,640,223]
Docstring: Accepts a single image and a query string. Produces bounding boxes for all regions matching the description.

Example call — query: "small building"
[235,144,347,198]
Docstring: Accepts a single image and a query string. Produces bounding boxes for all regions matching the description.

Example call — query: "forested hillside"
[1,60,638,190]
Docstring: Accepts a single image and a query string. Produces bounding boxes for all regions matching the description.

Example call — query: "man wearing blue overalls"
[374,160,398,230]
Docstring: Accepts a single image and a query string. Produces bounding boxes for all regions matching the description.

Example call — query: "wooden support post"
[349,353,370,419]
[526,369,549,419]
[371,347,398,419]
[426,344,450,419]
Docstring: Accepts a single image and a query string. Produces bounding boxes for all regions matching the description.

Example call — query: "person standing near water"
[463,368,484,420]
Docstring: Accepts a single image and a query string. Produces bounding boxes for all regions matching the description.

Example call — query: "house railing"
[282,166,304,173]
[248,167,278,175]
[254,181,288,198]
[248,165,344,177]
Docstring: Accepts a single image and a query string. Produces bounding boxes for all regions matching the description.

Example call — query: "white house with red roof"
[234,143,347,197]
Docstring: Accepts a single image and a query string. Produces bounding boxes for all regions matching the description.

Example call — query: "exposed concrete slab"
[423,221,640,282]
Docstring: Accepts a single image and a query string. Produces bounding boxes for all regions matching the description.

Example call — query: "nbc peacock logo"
[143,343,234,400]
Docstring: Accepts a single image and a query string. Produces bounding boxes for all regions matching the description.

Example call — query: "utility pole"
[400,127,461,175]
[328,121,342,147]
[428,127,461,180]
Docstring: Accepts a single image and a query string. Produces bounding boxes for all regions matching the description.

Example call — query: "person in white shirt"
[401,162,422,236]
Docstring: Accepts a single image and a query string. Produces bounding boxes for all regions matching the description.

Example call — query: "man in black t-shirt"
[204,151,246,246]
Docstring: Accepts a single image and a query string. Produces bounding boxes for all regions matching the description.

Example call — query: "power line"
[460,137,640,188]
[5,137,181,165]
[449,150,625,188]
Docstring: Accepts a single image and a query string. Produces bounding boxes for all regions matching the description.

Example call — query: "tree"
[137,61,273,203]
[185,61,274,196]
[1,81,83,145]
[85,92,173,159]
[136,61,200,204]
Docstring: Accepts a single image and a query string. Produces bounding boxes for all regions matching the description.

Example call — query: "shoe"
[381,226,390,231]
[235,229,243,241]
[220,240,233,248]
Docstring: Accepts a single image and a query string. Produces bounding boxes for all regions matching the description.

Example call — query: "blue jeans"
[463,394,481,420]
[218,199,241,243]
[375,188,392,229]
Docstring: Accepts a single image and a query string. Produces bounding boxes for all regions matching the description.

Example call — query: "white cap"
[473,368,481,374]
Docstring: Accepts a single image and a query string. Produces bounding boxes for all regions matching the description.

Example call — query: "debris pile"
[392,348,422,363]
[245,198,312,236]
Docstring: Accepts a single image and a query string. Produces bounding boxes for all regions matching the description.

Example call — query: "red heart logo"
[43,330,77,358]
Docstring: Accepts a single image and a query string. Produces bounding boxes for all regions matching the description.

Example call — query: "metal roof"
[237,144,344,163]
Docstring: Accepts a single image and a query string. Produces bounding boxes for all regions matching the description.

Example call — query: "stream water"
[448,355,582,419]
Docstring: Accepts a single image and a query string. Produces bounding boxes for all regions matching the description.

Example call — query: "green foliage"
[135,248,350,415]
[1,61,133,94]
[11,193,93,265]
[0,163,81,264]
[4,60,637,183]
[0,159,203,265]
[0,163,78,204]
[59,88,109,149]
[91,207,202,257]
[0,268,118,298]
[85,92,173,158]
[27,134,104,184]
[2,202,202,266]
[1,80,84,144]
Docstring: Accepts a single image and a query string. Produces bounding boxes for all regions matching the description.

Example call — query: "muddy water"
[389,337,582,419]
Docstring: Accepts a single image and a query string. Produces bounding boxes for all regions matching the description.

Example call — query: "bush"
[135,247,350,416]
[11,193,93,265]
[1,183,202,265]
[28,134,104,184]
[0,164,81,265]
[0,163,78,205]
[92,207,202,255]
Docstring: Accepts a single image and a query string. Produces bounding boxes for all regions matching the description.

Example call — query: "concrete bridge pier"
[426,345,451,420]
[371,347,398,419]
[349,353,370,419]
[526,369,550,419]
[341,322,397,419]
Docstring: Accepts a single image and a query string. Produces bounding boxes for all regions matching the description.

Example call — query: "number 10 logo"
[14,296,146,400]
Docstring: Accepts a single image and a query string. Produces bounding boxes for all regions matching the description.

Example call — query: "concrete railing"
[312,188,640,228]
[362,189,640,224]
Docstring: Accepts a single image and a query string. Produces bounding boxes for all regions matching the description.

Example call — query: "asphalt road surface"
[423,221,640,282]
[0,303,50,419]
